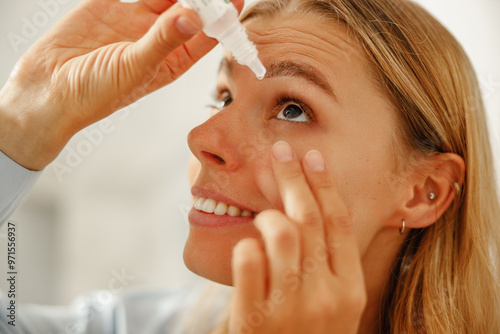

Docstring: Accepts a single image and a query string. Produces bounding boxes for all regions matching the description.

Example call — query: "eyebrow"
[219,58,338,102]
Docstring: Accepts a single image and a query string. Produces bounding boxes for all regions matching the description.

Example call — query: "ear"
[391,153,465,232]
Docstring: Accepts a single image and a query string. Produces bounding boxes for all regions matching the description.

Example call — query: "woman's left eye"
[277,104,309,122]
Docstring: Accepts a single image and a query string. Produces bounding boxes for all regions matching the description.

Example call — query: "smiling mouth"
[193,197,257,218]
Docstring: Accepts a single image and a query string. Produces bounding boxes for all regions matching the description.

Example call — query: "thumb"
[132,4,203,72]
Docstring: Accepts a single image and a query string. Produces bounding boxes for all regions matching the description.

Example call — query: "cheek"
[325,147,397,247]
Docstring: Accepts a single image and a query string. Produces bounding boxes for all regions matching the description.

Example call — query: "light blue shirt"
[0,151,41,225]
[0,151,229,333]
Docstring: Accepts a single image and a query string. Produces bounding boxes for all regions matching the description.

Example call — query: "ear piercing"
[400,219,405,235]
[401,183,460,236]
[429,182,461,201]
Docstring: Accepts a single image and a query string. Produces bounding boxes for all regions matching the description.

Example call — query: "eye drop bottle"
[178,0,266,80]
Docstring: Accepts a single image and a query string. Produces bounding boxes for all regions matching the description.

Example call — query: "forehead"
[243,13,372,83]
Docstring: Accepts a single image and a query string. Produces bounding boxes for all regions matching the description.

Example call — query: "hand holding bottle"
[0,0,243,171]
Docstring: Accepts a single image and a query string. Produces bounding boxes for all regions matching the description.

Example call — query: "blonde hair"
[206,0,500,332]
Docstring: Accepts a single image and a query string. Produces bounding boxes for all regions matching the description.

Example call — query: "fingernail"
[304,150,325,172]
[176,16,202,36]
[272,141,294,162]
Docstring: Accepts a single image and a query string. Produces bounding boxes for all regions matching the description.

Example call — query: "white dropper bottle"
[178,0,267,80]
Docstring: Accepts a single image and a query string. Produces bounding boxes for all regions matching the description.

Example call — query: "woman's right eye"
[215,90,233,110]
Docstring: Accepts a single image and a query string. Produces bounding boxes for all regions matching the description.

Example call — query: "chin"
[183,223,262,286]
[183,232,234,285]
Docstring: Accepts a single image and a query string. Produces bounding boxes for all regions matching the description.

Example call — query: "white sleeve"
[0,291,124,334]
[0,285,221,334]
[0,150,42,227]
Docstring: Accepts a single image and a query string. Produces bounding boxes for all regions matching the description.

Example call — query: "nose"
[187,110,245,173]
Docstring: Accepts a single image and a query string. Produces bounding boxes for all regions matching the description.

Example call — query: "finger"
[138,0,176,14]
[326,213,363,281]
[271,141,328,266]
[131,4,203,72]
[137,0,244,16]
[302,150,363,279]
[232,238,267,313]
[253,210,301,291]
[231,0,245,13]
[160,30,218,79]
[302,150,349,222]
[160,0,245,73]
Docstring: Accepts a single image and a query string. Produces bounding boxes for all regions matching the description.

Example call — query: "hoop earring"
[400,219,405,235]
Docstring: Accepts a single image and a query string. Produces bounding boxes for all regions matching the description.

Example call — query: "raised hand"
[0,0,242,170]
[230,141,366,333]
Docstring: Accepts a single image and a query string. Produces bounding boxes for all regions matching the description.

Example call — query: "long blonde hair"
[207,0,500,332]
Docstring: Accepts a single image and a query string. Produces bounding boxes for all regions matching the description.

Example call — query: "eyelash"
[208,89,315,123]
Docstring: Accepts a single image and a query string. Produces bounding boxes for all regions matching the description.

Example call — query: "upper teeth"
[193,197,255,217]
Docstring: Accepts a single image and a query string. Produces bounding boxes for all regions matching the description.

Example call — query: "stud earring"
[429,192,437,200]
[454,182,461,193]
[400,219,405,235]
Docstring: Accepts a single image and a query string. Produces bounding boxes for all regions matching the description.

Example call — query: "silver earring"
[429,192,436,200]
[454,182,461,193]
[400,219,405,235]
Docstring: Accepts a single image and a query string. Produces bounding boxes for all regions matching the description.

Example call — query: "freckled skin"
[184,14,405,303]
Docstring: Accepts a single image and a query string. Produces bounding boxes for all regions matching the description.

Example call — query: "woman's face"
[185,14,403,285]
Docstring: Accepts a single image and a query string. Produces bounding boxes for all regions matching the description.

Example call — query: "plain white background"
[0,0,499,306]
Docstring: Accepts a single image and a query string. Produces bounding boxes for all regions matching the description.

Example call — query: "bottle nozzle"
[248,57,266,80]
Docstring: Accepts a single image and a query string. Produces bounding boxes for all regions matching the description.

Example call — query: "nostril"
[202,151,225,164]
[214,155,225,163]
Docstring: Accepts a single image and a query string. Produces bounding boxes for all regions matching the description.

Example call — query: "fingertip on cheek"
[304,150,325,172]
[272,141,294,162]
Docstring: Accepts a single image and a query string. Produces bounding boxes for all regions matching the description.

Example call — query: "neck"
[357,227,404,333]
